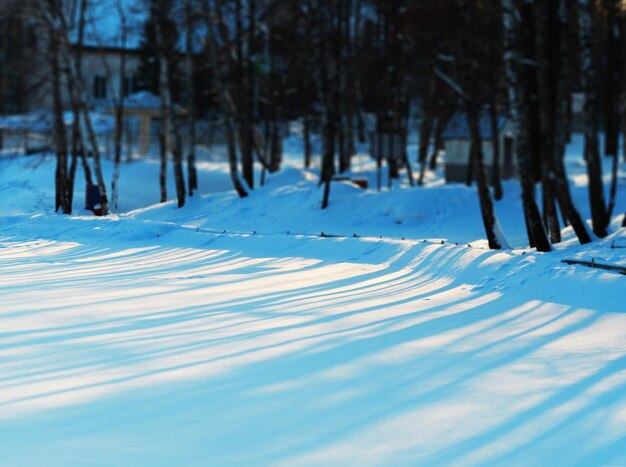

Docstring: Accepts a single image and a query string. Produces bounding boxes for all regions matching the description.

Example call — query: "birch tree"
[37,0,110,215]
[153,0,186,208]
[111,0,128,211]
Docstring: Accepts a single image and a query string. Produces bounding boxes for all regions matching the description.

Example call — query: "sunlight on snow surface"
[0,133,625,465]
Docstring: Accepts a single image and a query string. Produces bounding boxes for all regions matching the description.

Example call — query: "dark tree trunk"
[343,0,356,172]
[502,0,551,251]
[204,0,247,198]
[604,0,621,160]
[68,147,78,209]
[64,49,108,213]
[269,118,282,173]
[185,0,198,196]
[155,0,185,208]
[519,2,542,185]
[80,148,93,187]
[428,119,443,171]
[68,0,87,211]
[466,103,503,250]
[549,0,592,244]
[50,25,71,214]
[465,139,475,187]
[303,115,312,169]
[172,136,186,208]
[310,0,338,208]
[553,157,592,243]
[38,0,109,214]
[604,0,622,221]
[446,0,507,250]
[226,119,248,198]
[111,2,127,212]
[533,1,561,244]
[579,0,608,237]
[429,109,451,170]
[417,74,435,185]
[235,0,254,190]
[321,116,335,210]
[158,130,167,203]
[337,1,348,178]
[489,100,503,200]
[623,115,626,163]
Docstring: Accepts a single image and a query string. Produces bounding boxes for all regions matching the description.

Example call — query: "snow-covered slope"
[0,136,625,465]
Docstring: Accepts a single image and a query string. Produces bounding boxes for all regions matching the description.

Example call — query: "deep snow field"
[0,135,625,466]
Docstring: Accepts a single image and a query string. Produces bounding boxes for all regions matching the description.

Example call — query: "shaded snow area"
[1,136,626,466]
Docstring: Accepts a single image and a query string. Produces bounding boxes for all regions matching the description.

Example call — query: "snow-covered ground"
[0,136,625,466]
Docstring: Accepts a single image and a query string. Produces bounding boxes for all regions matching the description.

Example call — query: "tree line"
[1,0,625,250]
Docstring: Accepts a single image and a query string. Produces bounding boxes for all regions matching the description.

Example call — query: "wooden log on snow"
[561,259,626,275]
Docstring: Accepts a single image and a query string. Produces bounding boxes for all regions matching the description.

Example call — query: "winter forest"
[1,0,626,465]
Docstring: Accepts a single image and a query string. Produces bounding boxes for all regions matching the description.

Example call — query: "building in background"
[442,113,515,184]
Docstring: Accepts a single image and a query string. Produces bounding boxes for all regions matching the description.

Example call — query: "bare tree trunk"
[465,139,475,187]
[68,145,78,208]
[400,90,414,187]
[226,121,247,197]
[604,0,621,160]
[502,0,551,251]
[266,42,282,175]
[158,130,167,202]
[536,0,560,243]
[81,104,109,215]
[50,23,71,214]
[417,73,435,185]
[309,0,337,209]
[353,0,366,146]
[489,100,503,200]
[623,113,626,164]
[232,0,254,189]
[204,0,247,198]
[604,0,622,222]
[38,0,109,214]
[466,103,503,250]
[156,6,167,203]
[579,0,608,237]
[80,148,93,187]
[336,1,349,174]
[303,115,312,168]
[68,0,88,210]
[154,0,185,208]
[111,0,127,212]
[429,109,451,170]
[269,118,282,173]
[321,115,335,210]
[550,0,592,244]
[185,0,198,196]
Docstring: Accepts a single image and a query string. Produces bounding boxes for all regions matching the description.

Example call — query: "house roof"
[0,111,54,132]
[442,113,508,140]
[94,91,160,111]
[95,91,186,114]
[122,91,162,109]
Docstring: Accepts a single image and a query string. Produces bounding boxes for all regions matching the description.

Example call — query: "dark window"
[93,75,107,99]
[123,76,135,97]
[133,74,141,93]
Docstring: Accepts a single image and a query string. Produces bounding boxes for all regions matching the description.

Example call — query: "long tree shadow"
[0,225,625,465]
